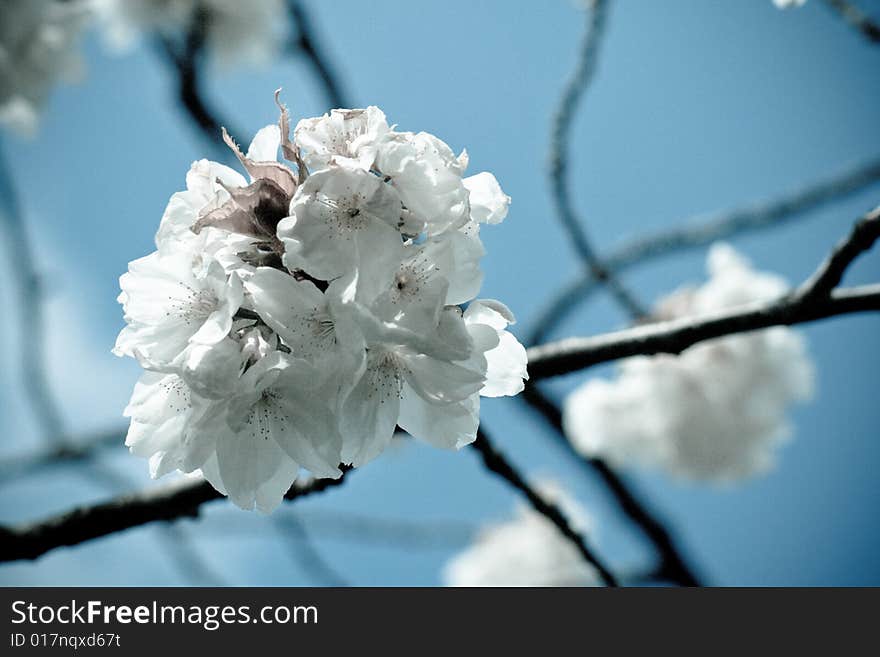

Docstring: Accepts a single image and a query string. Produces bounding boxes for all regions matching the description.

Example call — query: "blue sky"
[1,0,879,585]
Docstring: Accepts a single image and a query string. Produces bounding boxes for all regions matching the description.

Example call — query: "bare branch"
[798,206,880,299]
[520,385,702,586]
[0,143,65,445]
[153,8,241,160]
[0,469,351,563]
[3,210,876,570]
[273,515,350,586]
[821,0,880,43]
[287,0,350,109]
[470,428,619,586]
[549,0,648,320]
[528,206,880,380]
[528,156,880,345]
[0,426,124,483]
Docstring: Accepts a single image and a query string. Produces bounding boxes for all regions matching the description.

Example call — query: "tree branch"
[0,469,351,563]
[153,8,241,161]
[0,142,66,445]
[549,0,648,320]
[821,0,880,44]
[470,428,619,586]
[528,206,880,380]
[520,385,702,585]
[3,210,876,570]
[528,156,880,345]
[0,425,124,483]
[529,282,879,380]
[287,0,350,109]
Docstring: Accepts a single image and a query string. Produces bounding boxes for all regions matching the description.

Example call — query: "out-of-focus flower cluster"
[444,482,599,587]
[91,0,286,67]
[0,0,89,135]
[563,244,814,482]
[114,96,528,511]
[773,0,806,9]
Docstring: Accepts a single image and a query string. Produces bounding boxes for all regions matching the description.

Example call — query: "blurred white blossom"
[0,0,89,135]
[773,0,806,8]
[92,0,286,67]
[115,94,528,511]
[563,244,815,482]
[444,482,600,587]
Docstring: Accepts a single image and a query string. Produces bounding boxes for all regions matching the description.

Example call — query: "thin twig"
[3,209,877,565]
[273,515,350,586]
[470,428,619,586]
[821,0,880,43]
[521,386,702,586]
[0,142,66,445]
[529,156,880,345]
[153,9,240,161]
[549,0,648,320]
[528,206,880,380]
[287,0,350,109]
[0,470,351,563]
[0,425,124,483]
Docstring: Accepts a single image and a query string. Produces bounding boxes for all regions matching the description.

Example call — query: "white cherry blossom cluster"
[92,0,286,67]
[563,244,815,482]
[444,482,599,587]
[114,95,528,511]
[0,0,89,135]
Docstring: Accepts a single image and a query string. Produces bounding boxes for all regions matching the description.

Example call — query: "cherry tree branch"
[0,469,351,563]
[521,385,702,586]
[470,428,619,586]
[821,0,880,43]
[0,144,226,585]
[549,0,648,320]
[0,143,65,445]
[153,9,240,161]
[0,425,124,483]
[3,209,876,571]
[528,156,880,345]
[527,206,880,381]
[287,0,350,109]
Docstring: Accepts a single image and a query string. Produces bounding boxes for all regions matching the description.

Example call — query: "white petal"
[464,172,510,224]
[246,124,281,162]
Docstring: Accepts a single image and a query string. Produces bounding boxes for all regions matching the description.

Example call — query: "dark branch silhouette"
[470,428,619,586]
[287,0,350,109]
[821,0,880,43]
[153,8,241,161]
[549,0,648,320]
[1,208,877,568]
[0,469,351,563]
[273,515,351,586]
[529,156,880,346]
[521,385,702,586]
[0,144,65,445]
[0,426,124,483]
[527,206,880,381]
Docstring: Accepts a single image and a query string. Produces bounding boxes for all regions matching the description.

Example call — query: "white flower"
[294,106,390,172]
[279,166,404,282]
[375,131,471,235]
[463,172,510,225]
[114,251,244,370]
[772,0,806,8]
[563,244,815,482]
[116,95,527,510]
[464,300,529,398]
[0,0,89,135]
[444,482,600,587]
[92,0,286,68]
[196,352,343,511]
